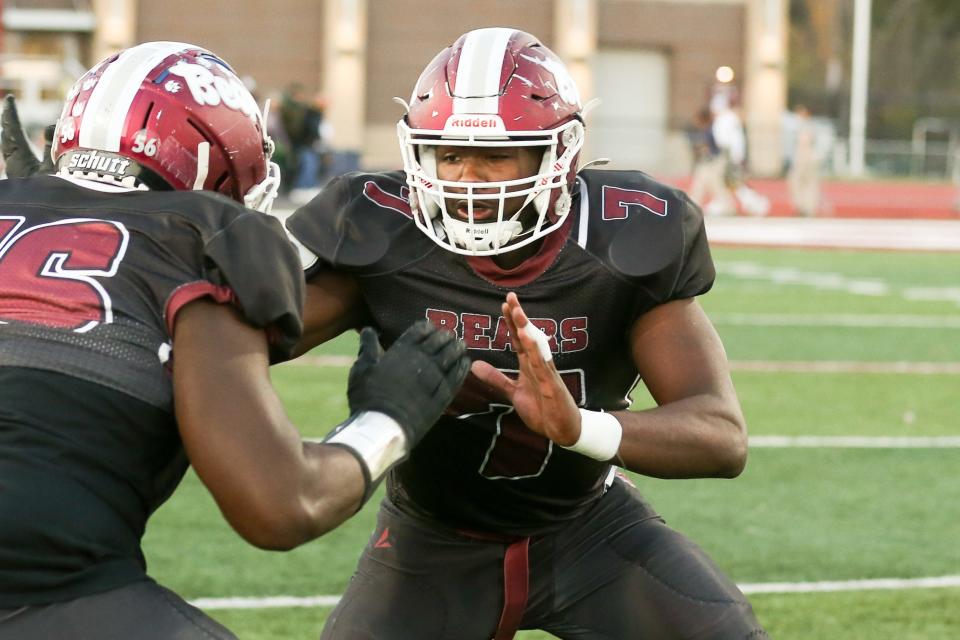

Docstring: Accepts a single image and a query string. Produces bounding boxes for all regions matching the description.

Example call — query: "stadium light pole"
[849,0,872,177]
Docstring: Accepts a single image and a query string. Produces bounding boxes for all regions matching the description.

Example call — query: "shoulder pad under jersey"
[574,169,714,300]
[285,171,434,274]
[28,178,306,363]
[136,188,306,362]
[576,168,711,272]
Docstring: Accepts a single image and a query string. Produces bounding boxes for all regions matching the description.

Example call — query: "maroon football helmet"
[52,42,279,212]
[398,28,585,255]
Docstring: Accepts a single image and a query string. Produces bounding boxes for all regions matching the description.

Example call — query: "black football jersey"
[0,175,303,606]
[288,169,713,535]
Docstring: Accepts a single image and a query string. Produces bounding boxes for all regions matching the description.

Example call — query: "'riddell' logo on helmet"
[444,115,506,131]
[466,225,492,236]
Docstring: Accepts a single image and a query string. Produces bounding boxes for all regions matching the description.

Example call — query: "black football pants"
[0,580,236,640]
[321,477,768,639]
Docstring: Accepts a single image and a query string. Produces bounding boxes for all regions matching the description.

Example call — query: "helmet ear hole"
[187,118,211,141]
[213,171,230,192]
[140,102,156,129]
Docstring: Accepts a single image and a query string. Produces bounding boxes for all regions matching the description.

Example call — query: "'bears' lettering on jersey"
[427,308,588,355]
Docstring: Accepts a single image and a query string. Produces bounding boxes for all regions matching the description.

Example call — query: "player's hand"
[347,320,470,447]
[1,95,56,177]
[470,292,582,446]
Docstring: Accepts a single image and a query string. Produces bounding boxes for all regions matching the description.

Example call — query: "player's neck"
[490,239,543,270]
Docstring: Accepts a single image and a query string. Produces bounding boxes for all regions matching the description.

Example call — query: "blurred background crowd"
[0,0,957,217]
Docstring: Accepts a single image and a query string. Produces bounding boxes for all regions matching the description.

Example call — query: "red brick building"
[2,0,787,175]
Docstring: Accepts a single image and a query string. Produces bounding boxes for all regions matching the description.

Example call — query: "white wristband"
[561,409,622,461]
[323,411,408,482]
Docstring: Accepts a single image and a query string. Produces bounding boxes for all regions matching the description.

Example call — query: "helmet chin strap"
[415,147,443,220]
[441,216,524,252]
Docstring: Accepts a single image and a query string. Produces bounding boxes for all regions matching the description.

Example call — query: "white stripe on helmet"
[452,28,514,115]
[80,41,199,152]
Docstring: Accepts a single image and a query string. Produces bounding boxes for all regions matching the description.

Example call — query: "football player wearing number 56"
[0,42,469,639]
[288,27,768,640]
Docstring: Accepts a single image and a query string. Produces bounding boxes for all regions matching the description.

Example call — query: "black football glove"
[348,320,470,448]
[2,95,56,178]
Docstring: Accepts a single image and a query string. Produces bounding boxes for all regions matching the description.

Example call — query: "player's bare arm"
[473,293,747,478]
[175,299,470,550]
[294,270,369,358]
[173,299,366,550]
[619,296,747,478]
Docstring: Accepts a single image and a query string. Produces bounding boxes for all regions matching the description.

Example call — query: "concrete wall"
[137,0,325,98]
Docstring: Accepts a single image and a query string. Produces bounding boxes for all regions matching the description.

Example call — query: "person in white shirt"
[709,92,770,217]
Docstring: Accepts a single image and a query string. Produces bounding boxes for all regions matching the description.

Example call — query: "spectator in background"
[787,104,823,217]
[710,91,770,217]
[953,145,960,213]
[280,83,324,203]
[687,106,727,214]
[312,94,336,187]
[781,107,798,177]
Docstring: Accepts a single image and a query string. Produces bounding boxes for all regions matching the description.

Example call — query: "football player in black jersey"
[0,43,468,639]
[288,28,769,640]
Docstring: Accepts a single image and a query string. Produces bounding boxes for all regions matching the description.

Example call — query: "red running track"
[662,177,960,220]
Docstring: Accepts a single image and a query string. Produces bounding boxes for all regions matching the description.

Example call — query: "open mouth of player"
[454,199,497,222]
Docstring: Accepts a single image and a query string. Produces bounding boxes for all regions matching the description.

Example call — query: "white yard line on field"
[738,575,960,594]
[190,575,960,610]
[717,262,960,306]
[730,360,960,374]
[284,354,354,367]
[710,313,960,329]
[750,436,960,448]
